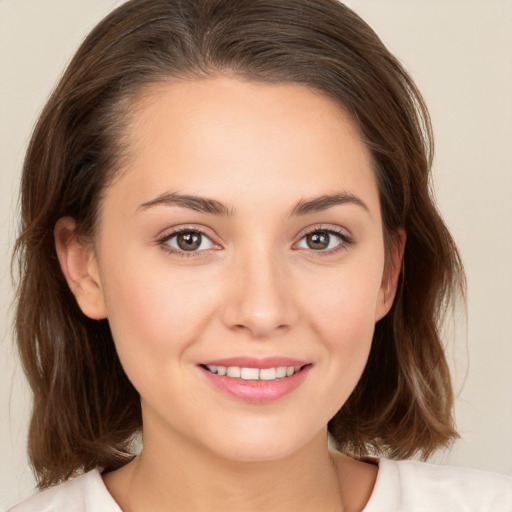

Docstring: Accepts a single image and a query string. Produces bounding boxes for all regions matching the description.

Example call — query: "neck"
[105,425,345,512]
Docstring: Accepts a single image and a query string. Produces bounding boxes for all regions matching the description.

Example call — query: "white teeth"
[205,364,303,380]
[259,367,276,380]
[276,366,287,378]
[226,366,241,378]
[241,367,259,380]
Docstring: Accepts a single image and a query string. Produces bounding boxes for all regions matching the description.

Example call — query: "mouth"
[198,358,312,403]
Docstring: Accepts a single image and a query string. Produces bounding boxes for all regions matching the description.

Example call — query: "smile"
[199,359,312,403]
[204,365,302,381]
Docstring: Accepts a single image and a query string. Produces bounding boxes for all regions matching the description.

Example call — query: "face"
[60,77,399,462]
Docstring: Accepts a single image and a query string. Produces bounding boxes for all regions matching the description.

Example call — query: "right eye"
[296,230,344,251]
[159,229,216,254]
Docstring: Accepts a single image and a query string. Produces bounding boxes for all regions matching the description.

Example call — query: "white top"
[8,458,512,512]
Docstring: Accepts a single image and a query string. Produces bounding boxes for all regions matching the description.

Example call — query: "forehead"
[103,77,379,218]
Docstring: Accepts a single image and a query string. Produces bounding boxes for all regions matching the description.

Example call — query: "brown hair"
[14,0,465,489]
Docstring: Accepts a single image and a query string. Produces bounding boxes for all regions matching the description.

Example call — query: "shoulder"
[364,458,512,512]
[8,469,121,512]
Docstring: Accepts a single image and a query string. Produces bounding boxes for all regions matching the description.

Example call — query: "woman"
[9,0,512,510]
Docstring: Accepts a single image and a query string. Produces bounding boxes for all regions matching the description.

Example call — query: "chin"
[213,441,299,464]
[199,420,324,464]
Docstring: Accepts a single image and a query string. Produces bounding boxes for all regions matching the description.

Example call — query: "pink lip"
[198,357,312,404]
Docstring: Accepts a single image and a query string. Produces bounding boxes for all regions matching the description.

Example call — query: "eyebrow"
[290,192,369,216]
[137,192,234,215]
[137,191,369,216]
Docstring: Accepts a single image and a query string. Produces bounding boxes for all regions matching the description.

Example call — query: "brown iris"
[176,231,202,251]
[306,231,331,250]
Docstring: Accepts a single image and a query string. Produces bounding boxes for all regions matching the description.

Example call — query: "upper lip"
[199,357,310,369]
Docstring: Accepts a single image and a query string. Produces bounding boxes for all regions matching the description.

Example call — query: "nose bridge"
[221,241,298,337]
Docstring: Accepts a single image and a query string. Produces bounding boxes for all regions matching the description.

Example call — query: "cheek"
[300,257,383,386]
[98,255,219,382]
[306,262,382,339]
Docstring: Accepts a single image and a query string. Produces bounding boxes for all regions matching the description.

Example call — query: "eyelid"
[156,225,222,257]
[295,223,353,240]
[292,224,354,254]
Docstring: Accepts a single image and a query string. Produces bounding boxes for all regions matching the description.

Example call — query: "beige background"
[1,0,511,508]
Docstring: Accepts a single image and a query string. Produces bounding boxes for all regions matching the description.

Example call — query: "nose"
[220,248,299,338]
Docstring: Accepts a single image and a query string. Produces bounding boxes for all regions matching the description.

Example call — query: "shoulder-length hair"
[14,0,465,488]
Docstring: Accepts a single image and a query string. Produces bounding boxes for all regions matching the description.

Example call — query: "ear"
[375,228,406,322]
[54,217,107,320]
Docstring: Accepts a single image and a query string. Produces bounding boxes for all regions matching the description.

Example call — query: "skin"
[56,77,403,511]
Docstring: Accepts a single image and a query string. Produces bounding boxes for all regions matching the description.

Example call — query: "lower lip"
[199,365,311,403]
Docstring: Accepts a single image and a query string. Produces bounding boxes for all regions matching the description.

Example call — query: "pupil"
[307,231,329,250]
[177,232,201,251]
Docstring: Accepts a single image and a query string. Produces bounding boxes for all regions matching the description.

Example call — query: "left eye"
[164,230,215,252]
[296,230,343,251]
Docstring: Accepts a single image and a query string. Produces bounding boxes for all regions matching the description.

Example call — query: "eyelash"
[157,226,216,258]
[156,225,353,258]
[295,226,354,256]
